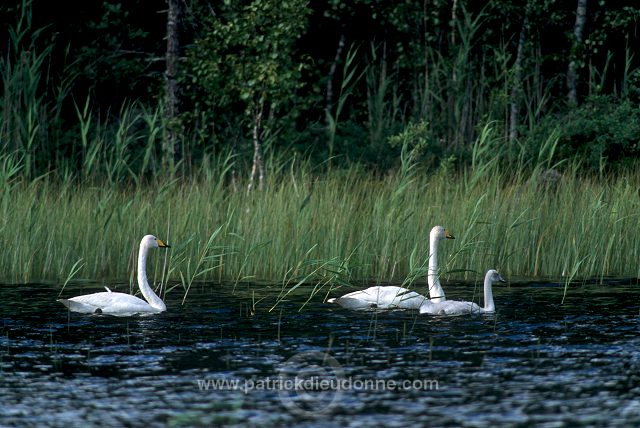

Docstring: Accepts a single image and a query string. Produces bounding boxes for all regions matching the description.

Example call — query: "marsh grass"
[2,141,640,304]
[1,3,639,299]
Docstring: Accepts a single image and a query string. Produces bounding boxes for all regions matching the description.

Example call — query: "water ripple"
[1,282,640,426]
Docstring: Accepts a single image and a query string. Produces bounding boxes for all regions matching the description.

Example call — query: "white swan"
[327,226,454,310]
[58,235,170,316]
[419,269,505,316]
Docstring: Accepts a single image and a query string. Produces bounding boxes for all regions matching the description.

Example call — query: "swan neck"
[137,242,166,311]
[428,234,445,303]
[483,273,495,312]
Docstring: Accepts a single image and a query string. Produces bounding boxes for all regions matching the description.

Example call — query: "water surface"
[2,279,640,427]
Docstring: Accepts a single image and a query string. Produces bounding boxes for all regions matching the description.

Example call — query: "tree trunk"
[248,98,265,192]
[326,34,345,118]
[567,0,587,105]
[509,16,528,144]
[325,33,345,164]
[451,0,458,46]
[164,0,181,167]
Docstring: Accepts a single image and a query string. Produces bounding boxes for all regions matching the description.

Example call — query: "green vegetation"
[2,1,640,177]
[2,145,639,293]
[1,1,640,296]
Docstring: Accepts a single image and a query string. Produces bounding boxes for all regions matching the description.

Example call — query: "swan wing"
[58,298,101,314]
[59,291,160,316]
[329,286,428,310]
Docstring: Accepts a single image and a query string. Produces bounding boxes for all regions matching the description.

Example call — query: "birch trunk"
[509,18,527,144]
[248,99,265,192]
[567,0,587,105]
[326,33,345,163]
[164,0,180,166]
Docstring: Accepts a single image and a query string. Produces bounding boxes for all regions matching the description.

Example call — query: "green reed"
[2,141,640,297]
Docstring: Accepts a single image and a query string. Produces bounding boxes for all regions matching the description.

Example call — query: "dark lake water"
[2,279,640,427]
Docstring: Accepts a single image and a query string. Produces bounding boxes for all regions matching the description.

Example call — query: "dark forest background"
[2,0,640,183]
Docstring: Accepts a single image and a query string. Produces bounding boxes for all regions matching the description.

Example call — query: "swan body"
[419,269,505,316]
[327,286,428,310]
[58,235,170,316]
[327,226,454,310]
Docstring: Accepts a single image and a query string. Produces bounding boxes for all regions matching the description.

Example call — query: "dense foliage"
[1,0,640,180]
[2,0,640,285]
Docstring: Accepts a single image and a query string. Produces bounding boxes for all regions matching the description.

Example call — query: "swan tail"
[327,297,377,310]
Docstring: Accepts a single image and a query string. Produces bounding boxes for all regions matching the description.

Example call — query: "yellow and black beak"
[157,238,171,248]
[445,230,455,239]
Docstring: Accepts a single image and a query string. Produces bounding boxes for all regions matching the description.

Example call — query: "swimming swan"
[419,269,505,316]
[58,235,170,316]
[327,226,454,310]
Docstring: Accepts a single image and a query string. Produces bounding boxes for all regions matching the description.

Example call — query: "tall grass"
[2,2,640,301]
[0,0,76,179]
[2,136,640,293]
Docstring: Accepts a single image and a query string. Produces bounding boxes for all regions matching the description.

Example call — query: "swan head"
[486,269,506,283]
[141,234,171,249]
[430,225,455,241]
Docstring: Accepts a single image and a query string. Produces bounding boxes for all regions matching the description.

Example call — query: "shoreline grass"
[2,155,640,294]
